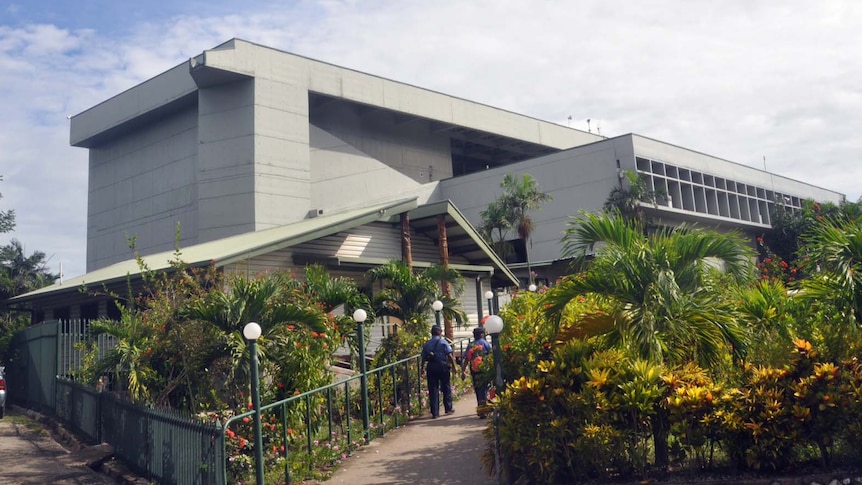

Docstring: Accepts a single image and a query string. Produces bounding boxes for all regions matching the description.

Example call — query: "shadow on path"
[322,394,497,485]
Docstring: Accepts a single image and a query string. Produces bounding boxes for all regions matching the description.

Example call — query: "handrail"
[220,335,475,484]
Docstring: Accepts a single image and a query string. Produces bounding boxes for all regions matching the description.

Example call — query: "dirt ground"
[0,406,116,485]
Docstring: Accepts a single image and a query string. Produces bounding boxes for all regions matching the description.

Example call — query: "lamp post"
[353,308,371,443]
[484,314,505,485]
[528,283,537,293]
[432,299,443,328]
[484,315,504,389]
[243,322,265,485]
[484,290,494,318]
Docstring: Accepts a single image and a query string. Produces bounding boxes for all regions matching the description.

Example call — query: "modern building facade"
[12,38,844,321]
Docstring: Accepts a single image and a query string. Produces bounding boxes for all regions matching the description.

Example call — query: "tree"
[0,175,15,234]
[764,198,862,281]
[603,170,662,227]
[365,260,465,335]
[0,239,59,300]
[546,211,753,468]
[796,215,862,360]
[479,199,513,257]
[550,211,751,367]
[480,173,552,287]
[183,271,331,401]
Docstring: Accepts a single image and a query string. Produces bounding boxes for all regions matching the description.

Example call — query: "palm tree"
[545,211,752,469]
[184,272,329,401]
[0,175,15,234]
[365,261,466,335]
[797,216,862,358]
[481,173,552,287]
[479,199,514,259]
[548,211,752,367]
[603,170,662,227]
[87,306,157,401]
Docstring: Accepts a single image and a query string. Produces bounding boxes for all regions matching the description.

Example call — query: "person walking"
[421,325,455,418]
[460,327,492,418]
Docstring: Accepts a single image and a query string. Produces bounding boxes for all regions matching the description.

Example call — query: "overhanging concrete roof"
[11,198,516,302]
[71,38,603,151]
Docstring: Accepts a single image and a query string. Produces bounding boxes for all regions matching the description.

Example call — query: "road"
[0,407,114,485]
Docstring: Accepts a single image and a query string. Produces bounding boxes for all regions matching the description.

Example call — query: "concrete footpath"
[321,393,498,485]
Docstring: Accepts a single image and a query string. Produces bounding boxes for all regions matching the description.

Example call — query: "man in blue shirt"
[460,327,493,418]
[421,325,455,418]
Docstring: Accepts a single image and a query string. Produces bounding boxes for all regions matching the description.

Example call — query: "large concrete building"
[14,38,843,323]
[71,38,843,286]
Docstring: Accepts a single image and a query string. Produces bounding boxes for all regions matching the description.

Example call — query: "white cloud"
[1,0,861,279]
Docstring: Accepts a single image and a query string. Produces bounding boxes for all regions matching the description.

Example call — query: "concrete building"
[12,38,844,320]
[73,38,600,273]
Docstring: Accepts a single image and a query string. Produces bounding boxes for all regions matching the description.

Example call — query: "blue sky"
[1,0,861,280]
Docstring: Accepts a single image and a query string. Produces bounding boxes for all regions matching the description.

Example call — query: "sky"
[1,0,860,280]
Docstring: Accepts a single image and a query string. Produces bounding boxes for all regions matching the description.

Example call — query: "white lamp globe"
[484,290,494,300]
[484,315,504,334]
[432,300,444,312]
[528,284,537,292]
[243,322,262,341]
[353,308,368,323]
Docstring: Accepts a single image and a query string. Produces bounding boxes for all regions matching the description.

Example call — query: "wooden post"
[401,213,413,269]
[437,214,453,340]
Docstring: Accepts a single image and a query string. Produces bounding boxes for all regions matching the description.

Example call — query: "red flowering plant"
[755,236,804,285]
[496,285,597,384]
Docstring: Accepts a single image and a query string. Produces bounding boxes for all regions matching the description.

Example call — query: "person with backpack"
[421,325,456,418]
[460,326,493,418]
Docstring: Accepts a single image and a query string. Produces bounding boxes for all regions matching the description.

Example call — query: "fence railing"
[54,378,223,485]
[220,334,475,484]
[12,319,476,485]
[221,353,423,484]
[58,319,117,380]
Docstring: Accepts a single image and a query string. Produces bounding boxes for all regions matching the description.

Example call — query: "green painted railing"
[221,336,474,484]
[9,320,476,485]
[54,378,223,485]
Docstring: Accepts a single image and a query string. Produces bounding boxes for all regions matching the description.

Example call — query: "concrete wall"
[311,102,453,183]
[309,125,438,214]
[76,39,599,271]
[75,39,844,275]
[200,40,599,150]
[439,138,626,272]
[87,105,200,271]
[440,133,846,285]
[197,78,257,242]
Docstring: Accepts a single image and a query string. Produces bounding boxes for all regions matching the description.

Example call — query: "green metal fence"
[221,353,424,484]
[8,320,476,485]
[6,320,58,412]
[8,322,224,485]
[221,335,475,484]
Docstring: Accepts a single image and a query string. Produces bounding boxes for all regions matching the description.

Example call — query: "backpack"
[423,337,447,365]
[465,342,488,372]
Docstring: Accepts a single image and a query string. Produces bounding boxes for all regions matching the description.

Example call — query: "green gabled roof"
[395,199,520,286]
[11,198,418,302]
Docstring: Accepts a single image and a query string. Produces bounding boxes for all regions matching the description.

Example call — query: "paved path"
[322,393,498,485]
[0,409,113,485]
